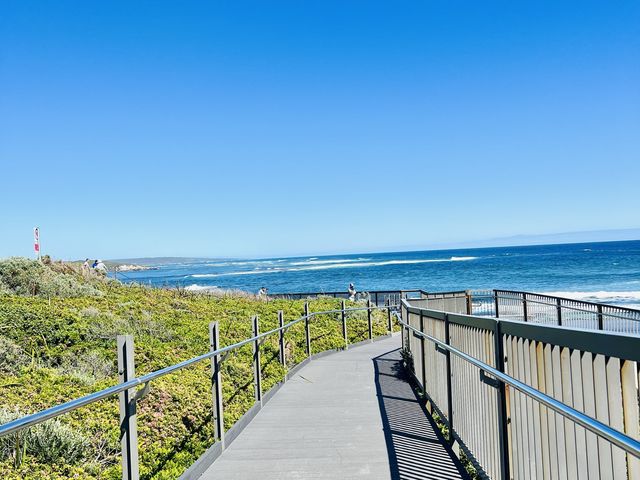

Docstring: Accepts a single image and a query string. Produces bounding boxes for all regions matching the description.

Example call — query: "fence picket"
[560,347,577,479]
[570,349,589,480]
[594,354,614,478]
[622,360,640,480]
[606,357,627,479]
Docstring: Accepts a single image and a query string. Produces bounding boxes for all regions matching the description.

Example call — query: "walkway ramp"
[201,336,467,480]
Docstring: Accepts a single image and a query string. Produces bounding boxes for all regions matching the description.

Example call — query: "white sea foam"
[185,256,479,278]
[185,284,219,291]
[289,258,370,266]
[542,291,640,302]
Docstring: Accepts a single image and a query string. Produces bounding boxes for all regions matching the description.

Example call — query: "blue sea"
[114,240,640,308]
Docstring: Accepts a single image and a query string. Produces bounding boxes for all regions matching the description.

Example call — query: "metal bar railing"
[0,301,398,480]
[270,289,424,305]
[398,299,640,480]
[398,312,640,457]
[494,290,640,322]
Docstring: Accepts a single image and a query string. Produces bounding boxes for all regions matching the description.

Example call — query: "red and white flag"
[34,227,40,254]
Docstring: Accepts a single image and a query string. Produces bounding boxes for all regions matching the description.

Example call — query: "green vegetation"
[0,258,394,479]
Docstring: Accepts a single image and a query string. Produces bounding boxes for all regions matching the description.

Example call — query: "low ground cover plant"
[0,259,394,479]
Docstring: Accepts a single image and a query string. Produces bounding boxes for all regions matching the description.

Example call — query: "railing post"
[374,292,378,306]
[556,298,563,326]
[494,289,500,318]
[209,322,224,443]
[493,321,510,480]
[341,300,348,349]
[386,298,393,333]
[444,314,454,445]
[522,292,528,322]
[419,311,427,391]
[252,315,262,403]
[400,305,406,351]
[465,290,472,315]
[597,304,604,330]
[117,335,139,480]
[367,299,373,340]
[278,311,285,366]
[304,303,311,356]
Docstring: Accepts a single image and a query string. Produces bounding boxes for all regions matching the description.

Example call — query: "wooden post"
[523,293,528,322]
[252,316,262,403]
[278,311,285,365]
[341,300,348,349]
[304,303,311,356]
[494,289,500,318]
[209,322,224,443]
[117,335,139,480]
[465,290,473,315]
[386,298,393,333]
[367,299,373,340]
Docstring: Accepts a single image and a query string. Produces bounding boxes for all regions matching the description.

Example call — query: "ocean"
[113,240,640,308]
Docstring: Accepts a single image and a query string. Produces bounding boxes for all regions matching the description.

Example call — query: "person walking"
[81,258,90,278]
[95,260,108,276]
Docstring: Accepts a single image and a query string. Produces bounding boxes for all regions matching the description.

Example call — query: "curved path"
[201,336,468,480]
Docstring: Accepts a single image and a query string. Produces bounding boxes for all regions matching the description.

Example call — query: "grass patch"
[0,258,396,479]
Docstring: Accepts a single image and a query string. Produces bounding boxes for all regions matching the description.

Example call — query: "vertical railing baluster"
[117,335,139,480]
[401,305,406,351]
[493,320,510,480]
[304,303,311,356]
[597,305,604,331]
[341,300,348,349]
[556,298,563,326]
[444,314,454,445]
[252,316,262,403]
[278,310,285,366]
[419,311,426,391]
[367,299,373,340]
[209,322,224,444]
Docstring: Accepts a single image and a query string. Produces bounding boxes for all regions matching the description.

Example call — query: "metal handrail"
[0,304,395,439]
[395,311,640,459]
[494,292,640,322]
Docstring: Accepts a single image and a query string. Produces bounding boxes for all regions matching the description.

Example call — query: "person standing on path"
[348,283,356,301]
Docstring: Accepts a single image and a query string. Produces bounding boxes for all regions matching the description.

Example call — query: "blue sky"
[1,1,638,259]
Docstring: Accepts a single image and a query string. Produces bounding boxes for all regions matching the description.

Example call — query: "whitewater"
[114,240,640,308]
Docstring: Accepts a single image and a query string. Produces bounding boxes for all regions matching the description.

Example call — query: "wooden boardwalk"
[200,336,468,480]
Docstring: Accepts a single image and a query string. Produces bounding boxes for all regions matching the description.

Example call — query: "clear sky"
[1,1,639,260]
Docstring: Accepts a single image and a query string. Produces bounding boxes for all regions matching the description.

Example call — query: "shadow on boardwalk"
[373,349,469,480]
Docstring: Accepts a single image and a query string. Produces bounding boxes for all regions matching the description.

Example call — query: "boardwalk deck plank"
[199,336,468,480]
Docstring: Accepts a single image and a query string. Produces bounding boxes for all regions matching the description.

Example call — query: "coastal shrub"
[25,419,90,464]
[0,336,30,375]
[0,277,396,479]
[87,310,174,341]
[56,351,114,385]
[0,409,90,466]
[0,258,100,298]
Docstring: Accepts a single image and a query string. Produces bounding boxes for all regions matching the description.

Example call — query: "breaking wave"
[543,291,640,302]
[186,256,479,279]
